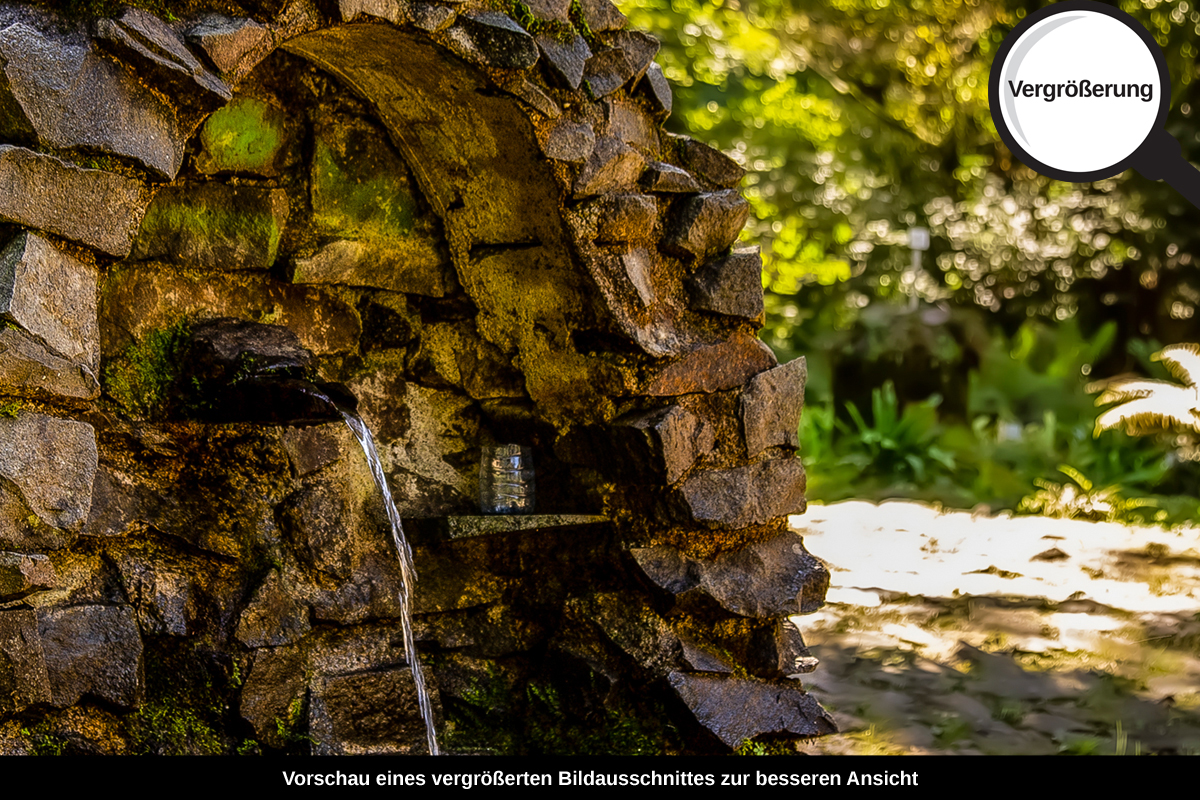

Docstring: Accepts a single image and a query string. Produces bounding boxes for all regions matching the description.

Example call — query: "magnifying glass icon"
[990,0,1200,208]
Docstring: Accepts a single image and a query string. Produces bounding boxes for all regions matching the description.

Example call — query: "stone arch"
[0,0,832,754]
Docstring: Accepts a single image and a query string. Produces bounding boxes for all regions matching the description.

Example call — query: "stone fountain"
[0,0,831,754]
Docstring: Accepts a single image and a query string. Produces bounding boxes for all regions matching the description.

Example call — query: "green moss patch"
[103,320,189,419]
[195,98,290,177]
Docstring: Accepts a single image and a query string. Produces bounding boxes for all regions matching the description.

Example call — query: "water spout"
[341,408,440,756]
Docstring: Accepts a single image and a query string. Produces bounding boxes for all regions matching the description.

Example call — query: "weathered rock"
[599,247,655,309]
[0,552,55,602]
[642,161,700,193]
[99,265,362,357]
[525,0,572,22]
[639,62,672,118]
[574,135,645,196]
[664,189,751,262]
[577,0,627,32]
[644,333,776,396]
[741,356,806,457]
[37,605,142,708]
[0,146,147,258]
[578,591,688,674]
[185,14,272,78]
[280,480,356,581]
[93,7,232,113]
[632,531,827,616]
[0,7,186,178]
[0,413,97,551]
[240,644,306,748]
[687,246,765,321]
[596,193,657,243]
[310,667,434,754]
[0,231,99,389]
[614,405,714,484]
[0,610,51,714]
[0,328,98,401]
[603,98,659,158]
[194,96,296,177]
[771,618,820,676]
[280,423,353,479]
[536,33,590,89]
[582,47,634,97]
[668,133,745,189]
[537,118,596,162]
[495,73,561,118]
[132,183,290,272]
[604,30,659,85]
[447,12,539,69]
[411,2,457,33]
[417,321,526,400]
[236,569,312,648]
[113,554,197,637]
[291,238,450,296]
[339,0,406,23]
[676,458,808,532]
[668,672,836,747]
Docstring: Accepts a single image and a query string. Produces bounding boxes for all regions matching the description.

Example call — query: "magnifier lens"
[998,11,1161,175]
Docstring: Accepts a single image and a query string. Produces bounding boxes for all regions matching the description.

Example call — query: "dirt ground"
[790,501,1200,755]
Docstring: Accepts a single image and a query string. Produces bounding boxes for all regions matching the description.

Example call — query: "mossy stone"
[194,97,293,177]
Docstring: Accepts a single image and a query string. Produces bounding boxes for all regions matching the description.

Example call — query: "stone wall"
[0,0,831,754]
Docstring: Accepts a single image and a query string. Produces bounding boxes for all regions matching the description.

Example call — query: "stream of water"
[341,409,440,756]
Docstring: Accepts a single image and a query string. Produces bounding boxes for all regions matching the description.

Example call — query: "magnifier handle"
[1132,129,1200,210]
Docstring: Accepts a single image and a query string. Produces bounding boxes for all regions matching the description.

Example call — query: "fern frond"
[1154,343,1200,387]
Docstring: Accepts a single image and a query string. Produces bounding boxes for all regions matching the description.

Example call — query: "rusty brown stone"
[741,356,807,457]
[644,333,776,396]
[676,458,808,531]
[664,189,751,262]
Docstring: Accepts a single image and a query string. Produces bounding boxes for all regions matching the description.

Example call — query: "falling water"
[341,409,440,756]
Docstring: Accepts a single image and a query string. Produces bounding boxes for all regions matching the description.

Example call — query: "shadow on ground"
[791,501,1200,755]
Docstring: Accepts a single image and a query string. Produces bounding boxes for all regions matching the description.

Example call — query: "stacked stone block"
[0,0,828,754]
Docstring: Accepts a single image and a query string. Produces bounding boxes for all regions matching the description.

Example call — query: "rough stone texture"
[604,98,659,158]
[664,189,751,262]
[599,247,655,309]
[582,47,634,97]
[93,7,232,113]
[0,231,99,393]
[0,413,97,551]
[574,135,645,197]
[240,645,307,749]
[0,610,51,714]
[310,667,433,754]
[411,2,457,33]
[447,12,539,69]
[676,458,808,531]
[668,133,745,189]
[642,161,700,193]
[0,552,55,602]
[37,605,143,708]
[0,146,148,258]
[339,0,406,23]
[194,96,296,177]
[417,321,526,400]
[185,14,272,77]
[292,238,450,296]
[537,118,595,162]
[668,672,837,747]
[596,193,657,244]
[688,246,765,321]
[0,5,186,178]
[640,62,672,117]
[280,423,353,479]
[525,0,572,22]
[131,183,290,272]
[112,553,197,637]
[614,405,714,484]
[236,569,312,647]
[100,265,362,357]
[0,327,98,401]
[537,33,590,89]
[632,532,828,617]
[605,30,660,86]
[578,0,627,32]
[741,356,806,457]
[497,74,561,118]
[644,333,777,396]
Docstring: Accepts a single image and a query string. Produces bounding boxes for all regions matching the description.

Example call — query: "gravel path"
[790,501,1200,755]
